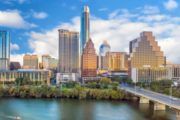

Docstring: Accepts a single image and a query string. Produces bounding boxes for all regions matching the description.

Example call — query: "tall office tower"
[81,39,97,77]
[0,31,10,70]
[130,31,165,68]
[58,29,79,73]
[99,40,111,70]
[23,55,39,69]
[106,52,128,71]
[80,6,90,54]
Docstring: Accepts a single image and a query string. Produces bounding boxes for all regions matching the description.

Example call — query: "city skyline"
[0,0,180,65]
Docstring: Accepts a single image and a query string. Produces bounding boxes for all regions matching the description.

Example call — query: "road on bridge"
[120,85,180,110]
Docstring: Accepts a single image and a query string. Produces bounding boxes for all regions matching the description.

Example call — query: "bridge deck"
[120,86,180,110]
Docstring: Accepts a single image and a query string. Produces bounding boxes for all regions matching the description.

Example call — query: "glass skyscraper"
[0,31,10,70]
[80,6,90,54]
[58,29,79,73]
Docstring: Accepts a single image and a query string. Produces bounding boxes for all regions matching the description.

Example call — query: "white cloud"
[33,12,48,19]
[142,6,160,14]
[0,10,36,28]
[164,0,178,10]
[1,0,27,4]
[10,43,20,51]
[13,6,180,64]
[10,54,24,65]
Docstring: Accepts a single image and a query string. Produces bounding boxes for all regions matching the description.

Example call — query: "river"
[0,98,176,120]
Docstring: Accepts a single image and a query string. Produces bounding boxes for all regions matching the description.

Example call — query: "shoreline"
[0,85,127,100]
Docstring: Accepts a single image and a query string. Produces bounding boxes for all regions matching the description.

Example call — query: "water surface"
[0,98,176,120]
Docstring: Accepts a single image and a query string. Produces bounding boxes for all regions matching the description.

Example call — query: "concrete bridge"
[120,85,180,120]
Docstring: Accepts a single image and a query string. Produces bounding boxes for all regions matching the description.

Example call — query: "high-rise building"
[80,6,90,53]
[81,39,97,77]
[129,31,165,68]
[106,52,128,71]
[58,29,79,73]
[42,55,58,70]
[98,40,111,70]
[23,55,39,69]
[0,31,10,70]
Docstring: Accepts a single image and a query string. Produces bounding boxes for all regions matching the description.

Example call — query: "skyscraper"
[129,31,165,68]
[80,6,90,54]
[99,40,111,70]
[58,29,79,73]
[81,39,97,77]
[0,31,10,70]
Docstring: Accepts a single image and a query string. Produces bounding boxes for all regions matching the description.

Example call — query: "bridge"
[120,85,180,120]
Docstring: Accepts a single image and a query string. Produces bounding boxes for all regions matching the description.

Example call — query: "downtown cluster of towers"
[0,5,180,83]
[57,5,180,83]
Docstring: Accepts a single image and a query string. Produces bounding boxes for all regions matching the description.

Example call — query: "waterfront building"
[0,69,51,83]
[23,55,39,69]
[129,31,165,68]
[58,29,79,73]
[131,65,180,83]
[106,52,128,71]
[10,62,21,70]
[0,31,10,70]
[56,73,79,84]
[80,6,90,53]
[167,64,180,81]
[98,40,111,70]
[131,67,168,83]
[81,39,97,78]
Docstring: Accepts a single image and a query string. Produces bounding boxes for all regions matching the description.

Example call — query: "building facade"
[167,64,180,81]
[10,62,21,70]
[129,31,165,68]
[42,55,58,70]
[80,6,90,53]
[23,55,39,69]
[81,39,97,77]
[131,67,168,83]
[106,52,128,71]
[58,29,79,74]
[98,40,111,70]
[131,65,180,83]
[0,31,10,70]
[0,69,51,83]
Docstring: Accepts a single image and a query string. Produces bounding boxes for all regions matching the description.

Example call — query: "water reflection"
[0,99,176,120]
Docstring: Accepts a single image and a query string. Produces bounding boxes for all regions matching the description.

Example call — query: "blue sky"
[0,0,180,64]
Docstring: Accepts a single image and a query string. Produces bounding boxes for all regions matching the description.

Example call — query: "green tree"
[99,78,112,89]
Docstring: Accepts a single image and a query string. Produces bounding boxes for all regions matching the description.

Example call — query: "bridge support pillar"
[139,97,149,104]
[154,102,166,111]
[176,110,180,120]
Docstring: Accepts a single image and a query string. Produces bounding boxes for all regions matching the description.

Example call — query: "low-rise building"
[56,73,80,84]
[131,65,180,83]
[0,69,51,83]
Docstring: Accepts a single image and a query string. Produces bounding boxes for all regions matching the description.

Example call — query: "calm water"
[0,98,176,120]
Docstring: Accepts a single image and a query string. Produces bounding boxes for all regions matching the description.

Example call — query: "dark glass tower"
[80,6,90,54]
[0,31,10,70]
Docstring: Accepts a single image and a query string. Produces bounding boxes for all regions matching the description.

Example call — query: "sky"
[0,0,180,65]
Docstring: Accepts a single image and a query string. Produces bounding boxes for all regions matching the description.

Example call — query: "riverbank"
[0,85,126,100]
